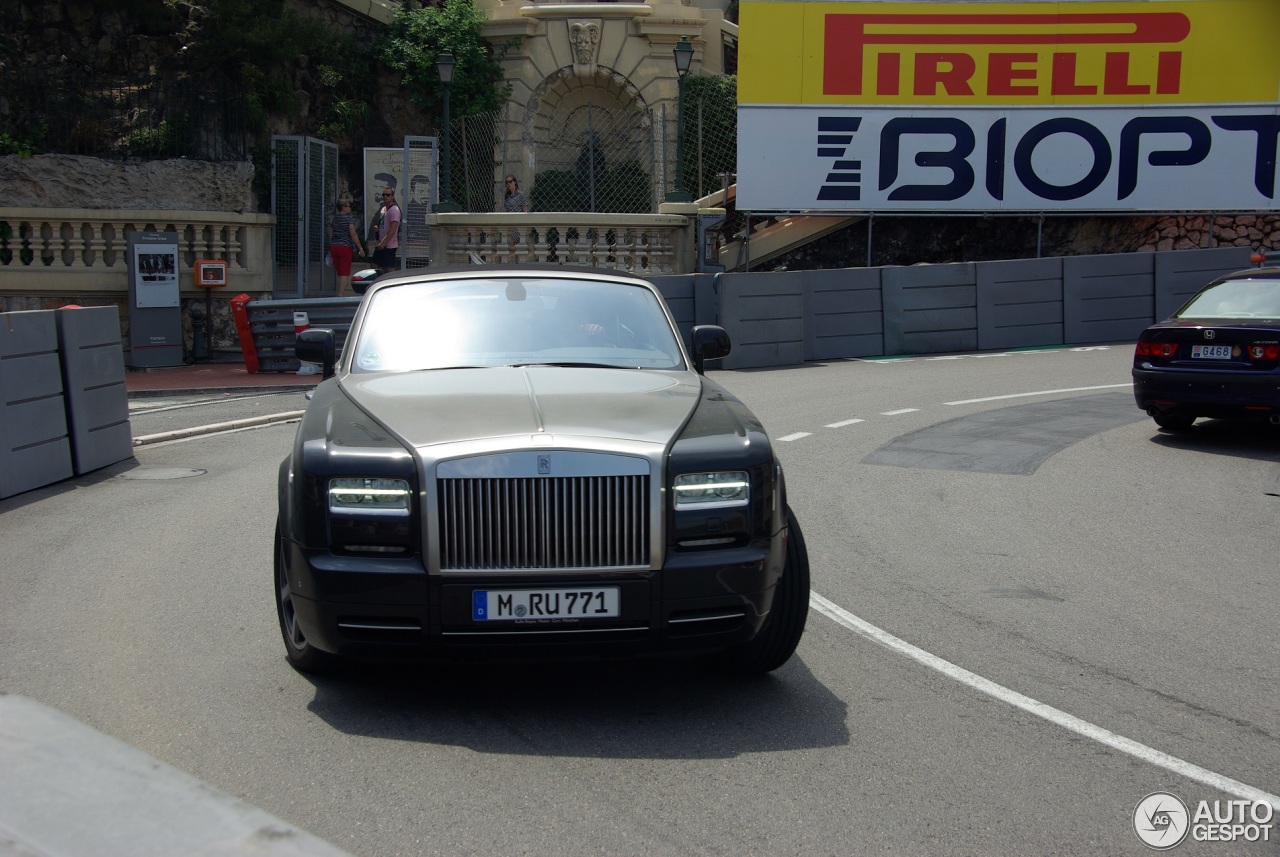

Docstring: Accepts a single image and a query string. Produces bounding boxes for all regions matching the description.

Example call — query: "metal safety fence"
[0,65,247,161]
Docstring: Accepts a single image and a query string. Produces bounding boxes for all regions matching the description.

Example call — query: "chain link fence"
[0,65,247,161]
[439,88,738,215]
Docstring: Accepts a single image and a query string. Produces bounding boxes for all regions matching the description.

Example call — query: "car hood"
[339,366,702,448]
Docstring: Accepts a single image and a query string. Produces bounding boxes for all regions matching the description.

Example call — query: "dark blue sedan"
[1133,267,1280,430]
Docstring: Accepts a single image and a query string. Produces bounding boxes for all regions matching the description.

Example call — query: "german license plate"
[472,588,620,621]
[1191,344,1233,359]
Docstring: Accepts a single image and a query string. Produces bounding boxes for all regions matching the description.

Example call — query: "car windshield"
[1175,278,1280,320]
[351,277,686,372]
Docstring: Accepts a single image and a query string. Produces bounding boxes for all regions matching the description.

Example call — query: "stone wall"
[0,154,254,212]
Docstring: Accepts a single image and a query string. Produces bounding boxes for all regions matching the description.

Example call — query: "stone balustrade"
[0,207,274,304]
[429,211,696,274]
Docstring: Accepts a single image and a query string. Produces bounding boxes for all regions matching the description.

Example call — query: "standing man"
[368,186,401,274]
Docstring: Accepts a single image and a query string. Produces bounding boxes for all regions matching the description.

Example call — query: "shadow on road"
[1146,417,1280,465]
[300,656,848,759]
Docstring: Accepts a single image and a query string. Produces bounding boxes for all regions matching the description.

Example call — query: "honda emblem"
[1204,329,1215,339]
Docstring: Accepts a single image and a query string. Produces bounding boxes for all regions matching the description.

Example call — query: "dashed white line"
[808,591,1280,810]
[777,432,812,442]
[880,408,919,416]
[825,419,866,428]
[944,383,1131,406]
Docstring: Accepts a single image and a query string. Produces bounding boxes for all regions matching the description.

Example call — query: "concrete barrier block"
[56,306,133,474]
[0,311,73,499]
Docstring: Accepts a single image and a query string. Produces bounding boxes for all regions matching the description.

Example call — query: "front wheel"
[716,510,811,676]
[275,521,339,674]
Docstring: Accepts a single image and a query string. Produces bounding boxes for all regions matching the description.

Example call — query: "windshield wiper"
[515,361,629,369]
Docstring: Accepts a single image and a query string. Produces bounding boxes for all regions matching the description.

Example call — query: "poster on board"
[132,243,179,307]
[363,143,437,260]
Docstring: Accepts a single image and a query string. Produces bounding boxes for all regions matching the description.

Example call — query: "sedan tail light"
[1247,343,1280,361]
[1135,341,1178,359]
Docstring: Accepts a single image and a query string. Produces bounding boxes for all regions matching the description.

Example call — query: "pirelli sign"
[736,0,1280,212]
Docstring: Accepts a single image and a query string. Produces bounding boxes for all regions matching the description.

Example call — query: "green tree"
[379,0,518,118]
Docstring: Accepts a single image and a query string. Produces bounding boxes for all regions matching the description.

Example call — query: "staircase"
[701,186,862,271]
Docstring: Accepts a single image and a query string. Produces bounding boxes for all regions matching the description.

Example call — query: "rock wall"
[0,154,255,211]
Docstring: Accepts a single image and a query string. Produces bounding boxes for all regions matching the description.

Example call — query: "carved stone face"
[569,21,601,66]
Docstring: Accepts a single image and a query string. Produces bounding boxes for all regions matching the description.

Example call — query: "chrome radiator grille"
[438,475,650,571]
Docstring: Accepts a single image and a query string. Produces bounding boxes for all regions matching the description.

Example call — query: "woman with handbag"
[329,199,361,296]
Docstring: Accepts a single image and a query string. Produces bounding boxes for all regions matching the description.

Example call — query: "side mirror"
[296,328,337,378]
[351,269,380,295]
[690,325,731,374]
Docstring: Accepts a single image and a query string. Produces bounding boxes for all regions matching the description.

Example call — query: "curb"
[133,411,306,446]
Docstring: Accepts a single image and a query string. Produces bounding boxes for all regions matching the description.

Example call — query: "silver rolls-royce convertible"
[275,265,809,674]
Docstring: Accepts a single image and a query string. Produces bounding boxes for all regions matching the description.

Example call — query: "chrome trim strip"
[442,625,647,636]
[438,450,648,478]
[337,622,422,631]
[668,611,745,624]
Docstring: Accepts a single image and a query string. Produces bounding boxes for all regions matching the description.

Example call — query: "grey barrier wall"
[0,307,132,499]
[237,246,1256,375]
[0,311,74,499]
[712,246,1255,370]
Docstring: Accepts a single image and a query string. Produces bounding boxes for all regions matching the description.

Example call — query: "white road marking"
[880,408,919,416]
[944,383,1131,406]
[777,432,812,442]
[825,419,866,428]
[809,591,1280,810]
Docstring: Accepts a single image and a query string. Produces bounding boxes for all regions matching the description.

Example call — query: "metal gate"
[402,136,437,270]
[271,136,338,297]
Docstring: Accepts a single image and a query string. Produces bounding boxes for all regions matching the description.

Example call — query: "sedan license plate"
[473,587,620,621]
[1191,344,1233,360]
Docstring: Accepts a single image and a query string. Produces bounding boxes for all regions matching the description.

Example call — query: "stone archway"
[524,67,655,212]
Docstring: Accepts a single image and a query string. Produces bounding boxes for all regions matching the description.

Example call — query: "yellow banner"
[739,0,1280,105]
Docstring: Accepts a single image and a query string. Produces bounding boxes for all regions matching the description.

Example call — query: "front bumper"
[1132,365,1280,415]
[280,538,784,662]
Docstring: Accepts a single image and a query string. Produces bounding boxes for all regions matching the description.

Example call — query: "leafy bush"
[599,161,651,213]
[682,75,737,199]
[530,170,583,212]
[120,118,187,157]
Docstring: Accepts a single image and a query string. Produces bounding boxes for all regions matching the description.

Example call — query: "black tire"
[275,521,339,674]
[1153,411,1195,431]
[717,510,811,676]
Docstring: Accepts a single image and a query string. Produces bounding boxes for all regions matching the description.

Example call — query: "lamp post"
[434,52,460,212]
[665,36,695,203]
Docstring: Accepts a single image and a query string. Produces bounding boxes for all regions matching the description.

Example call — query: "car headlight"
[328,477,411,515]
[673,471,749,509]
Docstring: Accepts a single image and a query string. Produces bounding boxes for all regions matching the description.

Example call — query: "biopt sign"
[736,0,1280,213]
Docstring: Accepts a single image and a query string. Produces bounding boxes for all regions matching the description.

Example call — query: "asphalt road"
[3,344,1278,856]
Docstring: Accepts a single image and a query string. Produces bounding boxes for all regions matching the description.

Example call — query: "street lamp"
[665,36,695,203]
[434,52,460,212]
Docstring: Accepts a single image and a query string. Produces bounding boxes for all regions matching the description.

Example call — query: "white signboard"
[738,105,1280,212]
[131,244,179,308]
